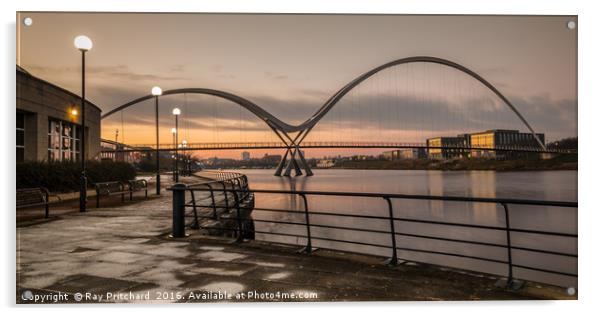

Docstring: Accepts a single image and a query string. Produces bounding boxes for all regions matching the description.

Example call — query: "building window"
[48,119,80,161]
[16,112,25,162]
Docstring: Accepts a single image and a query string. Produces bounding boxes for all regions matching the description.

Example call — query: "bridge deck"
[100,141,574,154]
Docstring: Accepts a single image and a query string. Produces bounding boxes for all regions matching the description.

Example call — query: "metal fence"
[169,173,577,288]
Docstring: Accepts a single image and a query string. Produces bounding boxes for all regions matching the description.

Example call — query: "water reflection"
[470,171,498,225]
[235,169,577,288]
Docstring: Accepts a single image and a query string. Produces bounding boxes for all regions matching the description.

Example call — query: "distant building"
[261,154,282,164]
[400,148,427,159]
[382,150,398,161]
[427,129,545,160]
[241,151,251,161]
[316,159,335,168]
[17,66,102,162]
[426,136,469,159]
[470,129,544,158]
[383,149,427,160]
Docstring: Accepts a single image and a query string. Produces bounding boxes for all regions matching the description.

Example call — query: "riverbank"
[332,156,577,171]
[16,192,574,302]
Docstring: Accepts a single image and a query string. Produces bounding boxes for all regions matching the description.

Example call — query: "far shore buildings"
[316,159,336,168]
[426,129,545,159]
[17,66,101,162]
[382,148,427,160]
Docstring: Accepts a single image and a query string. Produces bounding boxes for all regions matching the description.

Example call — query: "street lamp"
[171,127,177,180]
[74,35,92,212]
[151,86,162,195]
[182,140,189,175]
[172,108,181,182]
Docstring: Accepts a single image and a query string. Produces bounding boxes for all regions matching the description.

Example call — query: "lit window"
[47,119,80,161]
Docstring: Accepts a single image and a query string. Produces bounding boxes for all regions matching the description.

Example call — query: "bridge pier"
[275,146,313,177]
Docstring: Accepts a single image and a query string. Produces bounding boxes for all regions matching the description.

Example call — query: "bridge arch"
[101,56,545,156]
[101,87,299,133]
[297,56,546,149]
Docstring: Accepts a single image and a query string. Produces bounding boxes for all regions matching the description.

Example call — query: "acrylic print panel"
[16,12,577,304]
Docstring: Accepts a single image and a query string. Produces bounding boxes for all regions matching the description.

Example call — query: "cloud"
[169,64,186,72]
[264,71,288,81]
[25,64,187,83]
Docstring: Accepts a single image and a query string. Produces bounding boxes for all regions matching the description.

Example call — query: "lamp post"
[182,140,188,176]
[74,35,92,212]
[172,108,181,182]
[171,127,177,180]
[151,86,162,194]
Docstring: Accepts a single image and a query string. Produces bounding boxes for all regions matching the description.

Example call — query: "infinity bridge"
[102,56,573,177]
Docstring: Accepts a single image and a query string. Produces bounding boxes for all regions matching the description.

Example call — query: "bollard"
[171,183,187,238]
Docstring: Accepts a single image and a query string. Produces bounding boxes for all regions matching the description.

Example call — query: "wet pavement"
[16,178,574,303]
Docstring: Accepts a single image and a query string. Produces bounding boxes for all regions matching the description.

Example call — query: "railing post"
[189,189,200,229]
[221,182,230,213]
[299,193,313,254]
[500,203,522,290]
[384,197,399,266]
[207,184,218,219]
[233,189,244,243]
[171,183,187,238]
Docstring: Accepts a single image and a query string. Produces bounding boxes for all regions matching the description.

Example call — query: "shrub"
[16,160,137,193]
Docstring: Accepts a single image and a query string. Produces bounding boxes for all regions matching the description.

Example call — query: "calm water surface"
[226,169,577,288]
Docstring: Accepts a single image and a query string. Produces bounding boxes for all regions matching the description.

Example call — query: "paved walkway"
[16,186,572,303]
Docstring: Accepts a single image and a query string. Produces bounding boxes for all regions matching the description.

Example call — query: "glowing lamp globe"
[171,128,177,134]
[172,108,181,116]
[74,35,93,51]
[151,86,162,96]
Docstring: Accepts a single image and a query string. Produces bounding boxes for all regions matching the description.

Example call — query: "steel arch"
[101,87,298,133]
[297,56,545,149]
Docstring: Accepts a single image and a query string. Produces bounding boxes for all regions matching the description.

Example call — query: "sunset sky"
[17,13,577,159]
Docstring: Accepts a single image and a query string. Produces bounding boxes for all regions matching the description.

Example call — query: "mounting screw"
[567,21,576,30]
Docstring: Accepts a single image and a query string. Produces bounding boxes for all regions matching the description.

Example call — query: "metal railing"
[169,180,577,288]
[170,171,251,238]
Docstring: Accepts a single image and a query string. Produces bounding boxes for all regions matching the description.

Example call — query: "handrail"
[101,141,577,154]
[170,182,577,289]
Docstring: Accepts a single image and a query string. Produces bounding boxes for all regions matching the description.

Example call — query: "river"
[225,169,577,288]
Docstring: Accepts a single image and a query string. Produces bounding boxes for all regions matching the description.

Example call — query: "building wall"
[469,130,545,158]
[16,68,102,161]
[427,137,467,159]
[383,149,426,160]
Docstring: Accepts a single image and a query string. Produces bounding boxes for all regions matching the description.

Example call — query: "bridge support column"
[274,145,313,177]
[274,148,290,176]
[283,148,303,177]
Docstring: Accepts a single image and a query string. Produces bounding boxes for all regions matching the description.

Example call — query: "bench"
[128,179,148,201]
[17,187,59,218]
[94,181,128,207]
